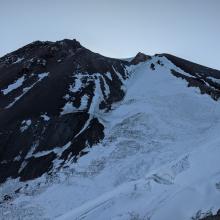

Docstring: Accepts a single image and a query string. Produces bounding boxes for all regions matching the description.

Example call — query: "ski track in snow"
[1,56,220,220]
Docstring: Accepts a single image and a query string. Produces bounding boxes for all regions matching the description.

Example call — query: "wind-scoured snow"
[6,72,49,108]
[1,56,220,220]
[1,76,25,95]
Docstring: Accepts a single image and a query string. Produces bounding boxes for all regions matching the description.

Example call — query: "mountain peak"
[0,38,82,65]
[130,52,150,65]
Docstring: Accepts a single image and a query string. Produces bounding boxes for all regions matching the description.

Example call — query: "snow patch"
[38,72,49,80]
[41,114,50,121]
[20,119,32,132]
[33,142,72,158]
[61,102,77,115]
[105,72,112,81]
[69,74,83,93]
[1,76,25,95]
[12,57,24,64]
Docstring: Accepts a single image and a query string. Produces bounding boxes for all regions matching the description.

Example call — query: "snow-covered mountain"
[0,39,220,220]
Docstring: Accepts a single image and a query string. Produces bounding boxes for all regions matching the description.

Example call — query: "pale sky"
[0,0,220,69]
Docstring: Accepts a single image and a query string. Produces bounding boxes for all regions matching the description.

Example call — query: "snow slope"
[1,56,220,220]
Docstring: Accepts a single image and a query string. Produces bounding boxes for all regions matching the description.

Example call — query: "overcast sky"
[0,0,220,69]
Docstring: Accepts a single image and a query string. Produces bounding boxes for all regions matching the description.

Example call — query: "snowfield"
[1,56,220,220]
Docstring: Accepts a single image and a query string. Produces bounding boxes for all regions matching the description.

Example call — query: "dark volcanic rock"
[0,39,128,183]
[131,52,150,65]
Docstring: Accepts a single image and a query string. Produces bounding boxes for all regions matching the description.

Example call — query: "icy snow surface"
[1,76,25,95]
[1,56,220,220]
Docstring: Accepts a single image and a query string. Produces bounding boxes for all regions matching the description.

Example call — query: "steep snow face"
[1,56,220,220]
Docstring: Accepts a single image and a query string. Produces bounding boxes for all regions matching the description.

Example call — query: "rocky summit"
[0,39,220,220]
